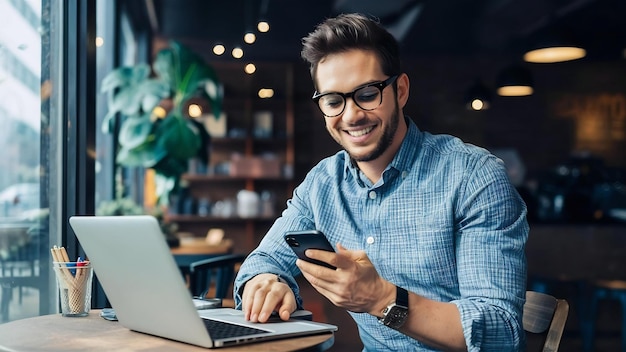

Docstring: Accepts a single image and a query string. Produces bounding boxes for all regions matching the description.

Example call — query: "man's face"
[314,49,403,162]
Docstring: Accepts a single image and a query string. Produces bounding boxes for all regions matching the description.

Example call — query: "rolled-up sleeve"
[452,155,528,351]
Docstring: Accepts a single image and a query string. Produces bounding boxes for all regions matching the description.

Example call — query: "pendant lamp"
[523,17,586,63]
[464,79,492,111]
[496,65,534,97]
[524,45,586,63]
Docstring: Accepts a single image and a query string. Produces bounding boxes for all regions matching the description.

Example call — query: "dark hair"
[301,13,401,82]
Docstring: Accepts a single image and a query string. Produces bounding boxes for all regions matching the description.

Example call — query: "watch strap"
[395,285,409,308]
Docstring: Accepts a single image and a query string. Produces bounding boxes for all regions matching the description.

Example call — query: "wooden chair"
[523,290,570,352]
[0,224,46,322]
[188,253,247,303]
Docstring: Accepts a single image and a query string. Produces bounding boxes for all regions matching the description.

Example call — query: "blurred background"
[0,0,625,351]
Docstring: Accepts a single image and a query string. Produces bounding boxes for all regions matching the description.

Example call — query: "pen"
[68,261,76,276]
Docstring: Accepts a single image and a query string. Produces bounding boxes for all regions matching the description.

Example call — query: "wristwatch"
[379,285,409,329]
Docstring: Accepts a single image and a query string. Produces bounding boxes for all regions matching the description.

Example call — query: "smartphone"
[284,230,336,269]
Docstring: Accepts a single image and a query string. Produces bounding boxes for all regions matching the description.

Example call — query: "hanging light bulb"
[213,44,225,56]
[232,46,244,59]
[244,32,256,44]
[257,20,270,33]
[258,88,274,99]
[464,79,492,111]
[188,103,203,118]
[244,63,256,74]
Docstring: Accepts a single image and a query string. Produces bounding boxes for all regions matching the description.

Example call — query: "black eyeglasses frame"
[312,75,399,117]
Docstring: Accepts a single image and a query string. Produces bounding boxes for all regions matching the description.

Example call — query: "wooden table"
[171,238,234,274]
[0,310,335,351]
[171,238,234,256]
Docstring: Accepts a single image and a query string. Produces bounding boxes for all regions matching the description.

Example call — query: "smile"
[346,126,374,137]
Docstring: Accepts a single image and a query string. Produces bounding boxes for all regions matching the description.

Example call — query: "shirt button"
[368,191,377,199]
[401,171,408,178]
[366,236,375,244]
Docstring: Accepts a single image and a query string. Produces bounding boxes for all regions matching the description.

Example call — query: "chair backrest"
[523,290,569,352]
[188,253,247,299]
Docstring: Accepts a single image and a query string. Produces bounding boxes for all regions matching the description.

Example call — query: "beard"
[347,103,400,162]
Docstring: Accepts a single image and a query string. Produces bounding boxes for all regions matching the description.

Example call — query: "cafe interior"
[0,0,625,350]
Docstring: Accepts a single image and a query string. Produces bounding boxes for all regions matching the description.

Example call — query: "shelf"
[175,62,295,253]
[182,174,293,182]
[211,137,291,145]
[168,214,276,223]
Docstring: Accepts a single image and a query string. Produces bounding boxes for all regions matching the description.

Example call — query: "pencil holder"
[53,262,93,317]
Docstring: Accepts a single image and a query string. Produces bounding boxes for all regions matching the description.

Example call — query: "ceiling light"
[258,88,274,99]
[188,103,203,118]
[244,63,256,74]
[244,32,256,44]
[152,106,167,119]
[213,44,225,56]
[464,80,491,111]
[231,47,244,59]
[496,65,534,97]
[257,20,270,33]
[524,46,586,63]
[523,22,586,63]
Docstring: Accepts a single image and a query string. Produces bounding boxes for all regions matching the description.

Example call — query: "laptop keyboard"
[202,318,269,339]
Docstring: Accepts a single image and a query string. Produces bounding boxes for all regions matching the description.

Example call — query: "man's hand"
[296,243,395,315]
[241,273,297,323]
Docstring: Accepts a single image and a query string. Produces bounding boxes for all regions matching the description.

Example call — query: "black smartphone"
[284,230,336,269]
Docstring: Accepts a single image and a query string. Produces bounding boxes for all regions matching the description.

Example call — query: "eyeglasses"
[312,75,399,117]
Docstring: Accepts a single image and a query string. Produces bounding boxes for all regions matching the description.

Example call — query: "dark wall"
[293,56,626,185]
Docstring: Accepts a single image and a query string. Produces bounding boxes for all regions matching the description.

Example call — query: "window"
[0,0,110,323]
[0,0,49,323]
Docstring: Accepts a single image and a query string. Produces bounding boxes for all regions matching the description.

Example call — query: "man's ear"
[396,73,410,109]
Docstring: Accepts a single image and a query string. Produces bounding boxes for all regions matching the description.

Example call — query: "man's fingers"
[255,289,297,323]
[242,274,278,321]
[242,274,297,323]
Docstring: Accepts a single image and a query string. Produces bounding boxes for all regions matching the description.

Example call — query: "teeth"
[347,126,373,137]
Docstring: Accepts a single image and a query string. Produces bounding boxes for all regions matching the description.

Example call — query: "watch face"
[382,304,408,329]
[380,286,409,329]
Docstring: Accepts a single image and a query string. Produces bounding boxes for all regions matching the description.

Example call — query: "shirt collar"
[388,116,421,175]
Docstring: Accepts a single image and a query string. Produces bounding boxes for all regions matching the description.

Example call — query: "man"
[234,13,528,351]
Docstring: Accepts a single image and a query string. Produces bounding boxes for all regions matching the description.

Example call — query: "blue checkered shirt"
[235,118,528,351]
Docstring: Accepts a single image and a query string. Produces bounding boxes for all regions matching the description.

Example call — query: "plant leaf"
[153,41,222,117]
[100,64,169,133]
[154,115,201,160]
[153,155,188,178]
[116,141,168,168]
[118,113,154,150]
[100,64,151,94]
[154,173,177,206]
[188,118,211,164]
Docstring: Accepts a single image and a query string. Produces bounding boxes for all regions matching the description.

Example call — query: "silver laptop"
[68,215,337,348]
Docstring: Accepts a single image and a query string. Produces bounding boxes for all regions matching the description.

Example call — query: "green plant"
[101,41,222,204]
[96,197,178,244]
[95,197,144,216]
